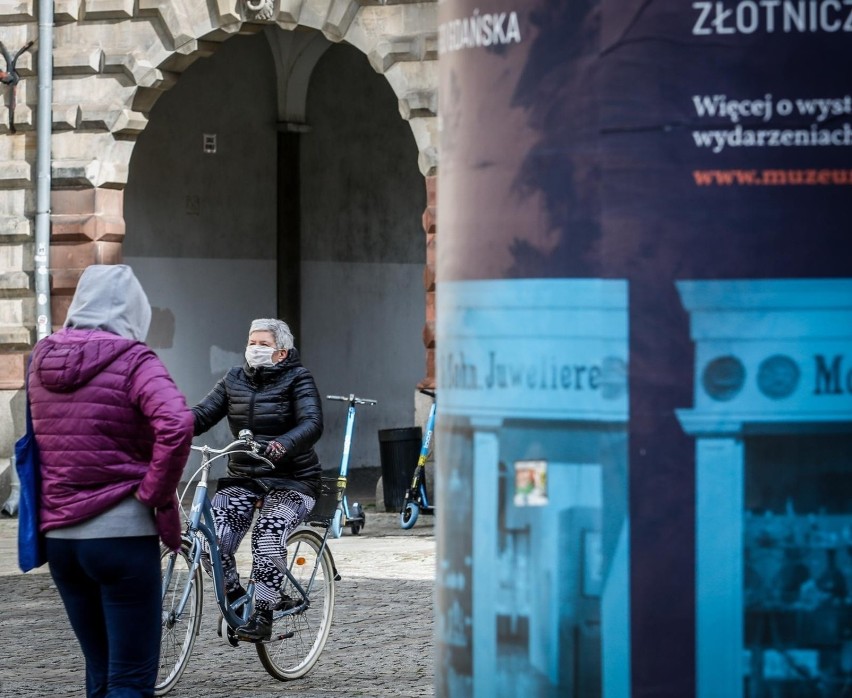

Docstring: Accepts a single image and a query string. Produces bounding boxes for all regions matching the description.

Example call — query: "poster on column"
[436,1,852,697]
[436,2,629,697]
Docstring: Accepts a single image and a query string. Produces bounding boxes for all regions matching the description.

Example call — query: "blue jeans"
[47,536,162,698]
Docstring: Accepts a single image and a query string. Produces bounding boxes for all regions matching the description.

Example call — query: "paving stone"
[0,512,436,697]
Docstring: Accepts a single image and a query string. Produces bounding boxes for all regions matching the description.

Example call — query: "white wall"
[126,256,276,477]
[299,41,426,469]
[303,260,427,470]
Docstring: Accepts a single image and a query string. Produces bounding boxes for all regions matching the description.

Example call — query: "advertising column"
[437,1,852,697]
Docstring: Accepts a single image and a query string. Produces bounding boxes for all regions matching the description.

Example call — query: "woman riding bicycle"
[192,318,323,642]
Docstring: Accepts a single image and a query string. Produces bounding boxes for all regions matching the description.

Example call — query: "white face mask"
[245,345,276,369]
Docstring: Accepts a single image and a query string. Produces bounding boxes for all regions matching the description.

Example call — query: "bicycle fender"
[298,526,341,582]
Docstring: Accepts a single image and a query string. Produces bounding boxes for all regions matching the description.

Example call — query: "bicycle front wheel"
[156,541,203,696]
[257,529,336,680]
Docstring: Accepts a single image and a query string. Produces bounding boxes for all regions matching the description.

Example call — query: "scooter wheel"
[400,502,420,530]
[348,504,365,535]
[331,507,344,539]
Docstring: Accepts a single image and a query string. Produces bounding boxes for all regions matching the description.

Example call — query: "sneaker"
[235,609,272,642]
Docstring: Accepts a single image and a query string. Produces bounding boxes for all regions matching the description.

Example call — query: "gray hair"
[249,318,294,351]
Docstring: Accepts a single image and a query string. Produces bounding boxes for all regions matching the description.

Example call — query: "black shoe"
[273,592,299,611]
[235,609,272,642]
[226,585,247,605]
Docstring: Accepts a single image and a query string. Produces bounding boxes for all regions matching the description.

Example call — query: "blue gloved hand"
[263,440,287,463]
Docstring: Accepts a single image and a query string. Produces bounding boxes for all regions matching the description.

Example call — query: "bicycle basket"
[307,477,340,522]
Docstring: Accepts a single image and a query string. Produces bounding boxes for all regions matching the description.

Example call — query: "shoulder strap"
[23,354,33,433]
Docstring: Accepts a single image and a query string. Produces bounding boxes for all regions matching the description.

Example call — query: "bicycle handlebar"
[189,431,276,472]
[326,393,377,406]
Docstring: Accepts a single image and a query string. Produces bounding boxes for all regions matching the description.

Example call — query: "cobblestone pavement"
[0,512,436,698]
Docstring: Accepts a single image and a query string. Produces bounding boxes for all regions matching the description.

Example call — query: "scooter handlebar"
[326,393,377,406]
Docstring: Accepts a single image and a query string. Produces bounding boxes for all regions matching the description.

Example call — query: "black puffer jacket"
[192,348,323,498]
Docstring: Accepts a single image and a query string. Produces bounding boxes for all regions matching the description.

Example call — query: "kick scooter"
[326,393,377,538]
[400,389,436,530]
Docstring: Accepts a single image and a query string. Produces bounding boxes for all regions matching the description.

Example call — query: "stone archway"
[0,0,437,469]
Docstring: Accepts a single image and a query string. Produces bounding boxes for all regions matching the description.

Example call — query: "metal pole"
[34,0,53,340]
[1,2,53,518]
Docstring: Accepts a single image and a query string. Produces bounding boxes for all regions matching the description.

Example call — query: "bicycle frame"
[166,441,331,631]
[157,434,340,694]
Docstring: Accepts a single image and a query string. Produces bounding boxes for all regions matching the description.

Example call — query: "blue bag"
[15,359,46,572]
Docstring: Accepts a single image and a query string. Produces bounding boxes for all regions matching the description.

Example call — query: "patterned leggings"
[211,485,315,611]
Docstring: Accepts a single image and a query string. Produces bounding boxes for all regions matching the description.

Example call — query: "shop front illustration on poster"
[676,279,852,698]
[436,279,630,698]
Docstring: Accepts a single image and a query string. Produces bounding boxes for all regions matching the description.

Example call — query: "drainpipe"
[34,0,53,340]
[5,0,54,517]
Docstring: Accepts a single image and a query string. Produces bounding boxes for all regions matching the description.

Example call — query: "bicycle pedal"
[226,629,240,648]
[267,631,295,642]
[219,616,240,648]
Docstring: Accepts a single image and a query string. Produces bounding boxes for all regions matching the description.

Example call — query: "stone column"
[49,188,126,328]
[421,174,436,389]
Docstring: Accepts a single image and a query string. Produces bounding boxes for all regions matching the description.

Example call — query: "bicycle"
[156,431,340,695]
[400,388,436,530]
[326,393,377,538]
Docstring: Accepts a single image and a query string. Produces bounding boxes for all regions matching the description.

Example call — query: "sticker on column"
[513,460,547,506]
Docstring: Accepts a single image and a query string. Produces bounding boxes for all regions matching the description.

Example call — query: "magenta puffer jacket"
[28,328,194,549]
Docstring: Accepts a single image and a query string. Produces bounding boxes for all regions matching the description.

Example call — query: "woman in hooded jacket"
[192,317,323,643]
[27,264,194,698]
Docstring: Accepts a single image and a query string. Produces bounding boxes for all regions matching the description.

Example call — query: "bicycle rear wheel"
[257,529,335,680]
[156,540,203,695]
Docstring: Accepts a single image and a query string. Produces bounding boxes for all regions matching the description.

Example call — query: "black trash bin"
[377,427,422,512]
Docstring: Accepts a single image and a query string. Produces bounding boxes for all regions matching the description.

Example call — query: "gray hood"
[64,264,152,341]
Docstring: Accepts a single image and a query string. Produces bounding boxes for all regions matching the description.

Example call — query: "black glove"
[263,440,287,463]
